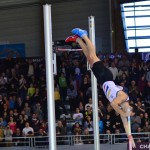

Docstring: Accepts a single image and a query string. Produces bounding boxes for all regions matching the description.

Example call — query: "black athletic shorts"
[92,61,113,85]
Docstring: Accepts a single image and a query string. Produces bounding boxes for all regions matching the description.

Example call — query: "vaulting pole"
[43,4,57,150]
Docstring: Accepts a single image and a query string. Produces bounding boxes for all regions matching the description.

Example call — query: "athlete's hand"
[128,135,136,148]
[125,108,132,117]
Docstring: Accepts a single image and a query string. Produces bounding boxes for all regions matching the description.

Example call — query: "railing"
[0,132,149,147]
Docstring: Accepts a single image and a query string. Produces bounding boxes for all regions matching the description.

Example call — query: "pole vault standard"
[89,16,100,150]
[43,4,57,150]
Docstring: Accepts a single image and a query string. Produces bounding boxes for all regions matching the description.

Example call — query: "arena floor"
[0,144,127,150]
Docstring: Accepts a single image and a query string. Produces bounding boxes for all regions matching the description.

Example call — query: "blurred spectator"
[104,129,111,144]
[8,116,16,134]
[35,128,47,147]
[0,126,4,146]
[73,108,83,125]
[114,129,123,143]
[76,91,84,106]
[80,75,91,104]
[8,83,18,97]
[3,96,9,108]
[4,125,13,147]
[9,74,18,88]
[141,112,150,128]
[32,88,41,104]
[138,61,147,76]
[146,69,150,81]
[131,110,141,132]
[82,128,93,144]
[13,109,18,120]
[27,60,34,77]
[108,61,118,82]
[59,72,67,102]
[143,121,150,132]
[136,100,145,115]
[27,83,35,97]
[104,114,113,133]
[24,95,32,107]
[3,112,9,123]
[143,81,150,101]
[13,128,23,146]
[128,62,139,81]
[21,110,28,121]
[0,74,7,95]
[15,97,24,112]
[78,101,84,114]
[56,120,66,145]
[9,96,15,109]
[120,81,128,94]
[74,61,81,90]
[3,103,9,115]
[0,95,4,116]
[134,127,144,143]
[16,114,26,131]
[84,106,93,121]
[22,122,34,137]
[85,98,93,111]
[34,102,43,121]
[0,117,7,127]
[128,80,140,102]
[23,102,31,118]
[84,115,93,134]
[112,112,123,133]
[54,87,65,120]
[118,55,130,71]
[30,114,40,133]
[18,75,27,101]
[40,122,48,134]
[72,122,82,135]
[138,75,147,95]
[99,116,104,134]
[67,84,77,111]
[98,100,107,119]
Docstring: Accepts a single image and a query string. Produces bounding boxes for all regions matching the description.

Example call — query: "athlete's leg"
[65,35,99,67]
[76,37,88,58]
[72,28,100,67]
[65,35,89,59]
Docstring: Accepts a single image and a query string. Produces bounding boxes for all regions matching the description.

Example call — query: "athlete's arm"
[120,116,136,148]
[110,100,127,117]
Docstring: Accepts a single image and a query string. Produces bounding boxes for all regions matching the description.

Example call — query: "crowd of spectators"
[0,50,149,146]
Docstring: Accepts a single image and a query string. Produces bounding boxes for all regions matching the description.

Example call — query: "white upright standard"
[43,4,57,150]
[89,16,100,150]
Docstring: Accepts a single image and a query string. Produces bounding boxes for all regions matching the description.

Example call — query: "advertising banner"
[0,43,25,58]
[128,142,150,150]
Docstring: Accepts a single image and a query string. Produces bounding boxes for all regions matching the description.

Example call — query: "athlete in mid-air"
[65,28,136,148]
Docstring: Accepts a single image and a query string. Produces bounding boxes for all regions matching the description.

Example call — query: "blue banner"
[0,43,25,58]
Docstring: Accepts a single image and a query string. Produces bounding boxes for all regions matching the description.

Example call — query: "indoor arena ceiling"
[0,0,148,8]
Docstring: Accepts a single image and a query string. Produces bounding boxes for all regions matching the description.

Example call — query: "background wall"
[0,0,111,57]
[51,0,111,54]
[0,4,42,57]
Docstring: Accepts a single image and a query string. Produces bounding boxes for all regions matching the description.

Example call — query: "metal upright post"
[43,4,57,150]
[88,16,100,150]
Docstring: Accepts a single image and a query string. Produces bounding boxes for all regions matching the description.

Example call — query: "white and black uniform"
[92,61,129,102]
[102,81,129,102]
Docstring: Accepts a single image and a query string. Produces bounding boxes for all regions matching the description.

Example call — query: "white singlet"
[102,81,128,103]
